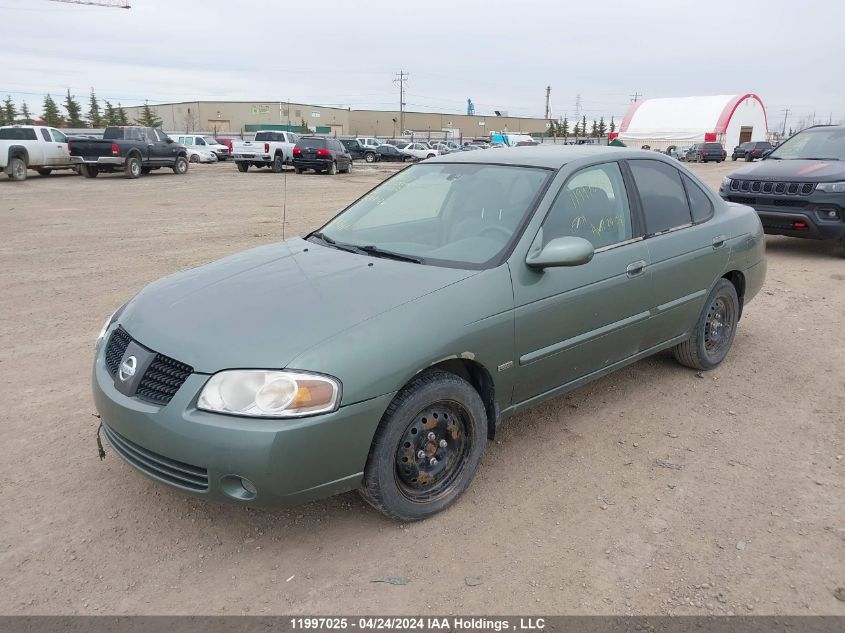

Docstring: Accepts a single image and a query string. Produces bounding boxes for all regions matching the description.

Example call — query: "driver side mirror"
[526,235,595,269]
[166,138,174,144]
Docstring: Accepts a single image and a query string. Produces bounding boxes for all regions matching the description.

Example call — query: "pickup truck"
[232,130,300,172]
[1,125,76,181]
[69,126,189,179]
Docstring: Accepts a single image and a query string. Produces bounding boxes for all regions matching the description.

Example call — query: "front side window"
[317,163,551,267]
[542,162,632,250]
[195,137,206,145]
[51,129,67,143]
[629,159,692,235]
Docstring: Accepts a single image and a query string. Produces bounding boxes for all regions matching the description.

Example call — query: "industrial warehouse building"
[617,94,768,151]
[122,100,551,140]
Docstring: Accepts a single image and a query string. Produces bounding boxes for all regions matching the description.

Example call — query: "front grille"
[103,423,208,491]
[773,199,809,208]
[104,327,193,405]
[728,195,756,205]
[732,180,815,196]
[136,354,193,405]
[105,328,131,375]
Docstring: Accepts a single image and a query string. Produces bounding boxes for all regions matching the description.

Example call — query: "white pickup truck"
[231,130,300,173]
[1,125,76,181]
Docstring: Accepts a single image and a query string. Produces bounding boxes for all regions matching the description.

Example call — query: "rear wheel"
[294,167,303,174]
[360,369,488,521]
[236,161,249,173]
[426,153,436,160]
[271,154,284,173]
[141,167,152,175]
[37,168,52,176]
[189,154,200,164]
[327,161,337,175]
[6,156,27,181]
[172,155,189,175]
[80,164,98,178]
[124,155,142,179]
[672,278,739,371]
[745,154,753,162]
[364,152,376,163]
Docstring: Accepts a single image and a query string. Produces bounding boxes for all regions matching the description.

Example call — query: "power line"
[629,92,642,103]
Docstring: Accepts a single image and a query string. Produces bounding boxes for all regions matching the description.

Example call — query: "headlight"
[721,177,733,189]
[197,370,341,418]
[816,181,845,193]
[96,303,127,347]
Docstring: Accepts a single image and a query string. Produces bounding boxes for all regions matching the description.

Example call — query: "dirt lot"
[0,157,842,616]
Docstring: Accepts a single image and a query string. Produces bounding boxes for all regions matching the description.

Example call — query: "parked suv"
[732,141,772,162]
[292,137,352,174]
[340,139,379,163]
[687,142,727,163]
[720,125,845,255]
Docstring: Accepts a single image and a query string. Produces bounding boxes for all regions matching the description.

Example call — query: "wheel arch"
[423,358,499,439]
[125,148,143,161]
[721,270,746,318]
[7,145,29,165]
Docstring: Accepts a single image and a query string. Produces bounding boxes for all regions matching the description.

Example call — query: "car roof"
[426,144,661,169]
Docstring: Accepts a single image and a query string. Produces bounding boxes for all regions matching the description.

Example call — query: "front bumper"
[92,331,392,507]
[721,189,845,240]
[71,156,124,166]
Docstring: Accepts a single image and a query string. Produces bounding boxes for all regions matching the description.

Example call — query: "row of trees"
[548,115,616,139]
[0,89,163,128]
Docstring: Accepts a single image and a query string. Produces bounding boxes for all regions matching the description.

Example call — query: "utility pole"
[781,108,790,136]
[574,94,581,119]
[544,86,551,119]
[393,70,408,136]
[629,92,642,103]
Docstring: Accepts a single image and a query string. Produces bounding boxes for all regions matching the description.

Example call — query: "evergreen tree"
[43,94,64,127]
[116,103,129,125]
[609,116,616,133]
[598,116,607,137]
[299,118,309,132]
[581,115,587,138]
[20,101,34,125]
[64,89,85,127]
[87,88,103,128]
[135,101,162,127]
[561,116,569,139]
[590,120,598,137]
[2,96,16,126]
[103,100,117,125]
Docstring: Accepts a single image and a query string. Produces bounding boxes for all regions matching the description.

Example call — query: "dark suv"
[686,142,727,163]
[719,125,845,255]
[339,139,379,163]
[732,141,772,162]
[292,137,352,174]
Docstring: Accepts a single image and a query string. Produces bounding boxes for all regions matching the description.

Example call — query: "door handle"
[626,260,646,277]
[712,235,727,249]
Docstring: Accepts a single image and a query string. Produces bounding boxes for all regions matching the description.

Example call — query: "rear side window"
[629,160,692,234]
[682,174,714,223]
[0,128,38,140]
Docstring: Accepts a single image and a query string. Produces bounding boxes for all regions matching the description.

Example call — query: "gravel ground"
[0,158,842,615]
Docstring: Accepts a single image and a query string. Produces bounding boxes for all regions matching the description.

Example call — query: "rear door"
[35,128,55,165]
[626,159,729,348]
[512,160,652,403]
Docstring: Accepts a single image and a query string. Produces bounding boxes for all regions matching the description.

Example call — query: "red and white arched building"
[616,94,768,151]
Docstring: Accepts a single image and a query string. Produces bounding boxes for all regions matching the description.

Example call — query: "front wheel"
[360,369,488,521]
[6,156,27,181]
[672,278,739,371]
[172,155,189,175]
[732,155,737,161]
[236,161,249,173]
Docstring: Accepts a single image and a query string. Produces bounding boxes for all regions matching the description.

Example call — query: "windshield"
[315,163,551,267]
[769,127,845,160]
[202,136,217,145]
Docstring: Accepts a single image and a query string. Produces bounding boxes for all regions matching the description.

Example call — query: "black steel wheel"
[673,278,739,370]
[361,369,488,521]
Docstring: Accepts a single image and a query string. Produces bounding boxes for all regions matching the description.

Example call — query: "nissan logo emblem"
[118,356,137,382]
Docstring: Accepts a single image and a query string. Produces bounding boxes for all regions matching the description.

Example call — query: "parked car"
[232,130,300,173]
[397,142,439,161]
[169,134,230,161]
[215,137,235,156]
[356,137,381,149]
[732,141,773,162]
[69,126,189,179]
[430,142,452,154]
[1,125,76,180]
[375,144,407,162]
[383,139,407,147]
[667,145,691,161]
[93,146,765,521]
[686,142,727,163]
[720,124,845,256]
[181,144,218,164]
[340,139,379,163]
[292,136,352,174]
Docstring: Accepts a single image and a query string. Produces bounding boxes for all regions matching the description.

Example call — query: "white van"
[168,134,230,161]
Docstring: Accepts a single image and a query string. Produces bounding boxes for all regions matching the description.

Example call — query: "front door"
[512,161,652,404]
[48,129,70,166]
[152,129,178,164]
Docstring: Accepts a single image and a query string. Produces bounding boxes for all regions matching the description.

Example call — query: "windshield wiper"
[801,157,840,161]
[308,231,361,254]
[359,245,423,264]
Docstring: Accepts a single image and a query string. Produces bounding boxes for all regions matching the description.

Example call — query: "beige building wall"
[123,101,550,139]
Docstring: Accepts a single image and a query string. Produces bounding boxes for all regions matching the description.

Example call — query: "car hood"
[119,238,476,373]
[729,159,845,182]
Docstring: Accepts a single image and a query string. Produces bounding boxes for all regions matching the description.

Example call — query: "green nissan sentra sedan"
[93,146,766,521]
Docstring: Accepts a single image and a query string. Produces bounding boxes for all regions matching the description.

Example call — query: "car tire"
[364,152,376,163]
[359,369,488,521]
[236,162,249,173]
[672,278,739,371]
[141,167,152,175]
[327,161,336,175]
[172,155,189,175]
[189,154,199,164]
[732,155,737,161]
[124,155,142,179]
[6,156,27,181]
[837,236,845,259]
[294,167,303,174]
[745,154,753,162]
[37,168,52,176]
[426,154,436,159]
[80,164,98,178]
[271,154,284,173]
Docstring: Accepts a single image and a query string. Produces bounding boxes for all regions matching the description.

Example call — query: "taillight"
[111,143,120,156]
[67,141,73,153]
[293,147,302,155]
[316,148,331,157]
[264,143,269,153]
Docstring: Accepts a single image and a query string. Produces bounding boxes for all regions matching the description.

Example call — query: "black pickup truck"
[69,126,189,179]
